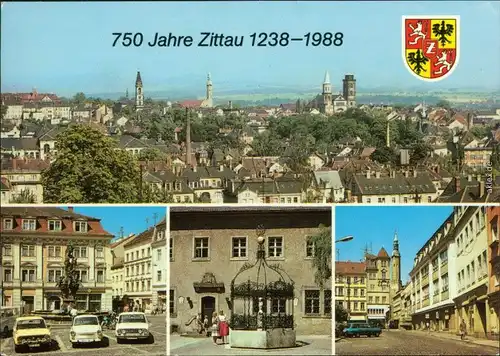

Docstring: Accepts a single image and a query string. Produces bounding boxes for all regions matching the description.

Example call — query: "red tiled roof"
[377,247,390,258]
[335,261,366,275]
[179,100,203,108]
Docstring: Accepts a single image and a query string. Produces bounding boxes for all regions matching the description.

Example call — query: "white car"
[70,315,104,347]
[115,312,152,344]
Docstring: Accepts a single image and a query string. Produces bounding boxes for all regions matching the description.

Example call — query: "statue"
[56,242,81,304]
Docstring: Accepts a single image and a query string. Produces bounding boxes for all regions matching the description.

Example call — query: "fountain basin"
[230,328,296,349]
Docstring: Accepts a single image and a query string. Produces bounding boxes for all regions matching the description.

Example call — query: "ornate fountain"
[229,225,296,349]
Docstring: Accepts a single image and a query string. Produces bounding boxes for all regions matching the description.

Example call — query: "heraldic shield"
[402,16,460,82]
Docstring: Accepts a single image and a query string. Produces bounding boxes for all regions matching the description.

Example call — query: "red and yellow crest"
[402,16,460,81]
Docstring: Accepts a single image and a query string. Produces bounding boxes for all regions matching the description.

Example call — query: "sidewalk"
[409,329,500,349]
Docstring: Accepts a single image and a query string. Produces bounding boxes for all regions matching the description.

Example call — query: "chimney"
[229,101,233,110]
[366,171,371,179]
[219,164,224,172]
[68,207,74,212]
[476,174,481,182]
[413,170,417,178]
[467,174,472,182]
[185,108,192,166]
[346,189,352,202]
[454,177,461,193]
[404,170,409,178]
[192,165,197,172]
[375,171,381,179]
[479,180,485,197]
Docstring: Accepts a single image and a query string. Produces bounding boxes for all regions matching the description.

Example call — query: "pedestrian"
[204,315,210,337]
[218,310,229,345]
[426,321,430,332]
[70,307,78,320]
[460,319,466,340]
[211,312,220,345]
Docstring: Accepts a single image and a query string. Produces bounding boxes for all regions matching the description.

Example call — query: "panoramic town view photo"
[0,206,167,356]
[1,1,499,205]
[168,206,332,355]
[334,205,499,355]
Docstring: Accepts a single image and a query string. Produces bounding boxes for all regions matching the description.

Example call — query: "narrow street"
[336,329,499,355]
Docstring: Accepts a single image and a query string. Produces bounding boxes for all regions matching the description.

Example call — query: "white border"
[402,15,460,82]
[331,205,336,354]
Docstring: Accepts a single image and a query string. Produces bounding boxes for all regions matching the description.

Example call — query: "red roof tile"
[377,247,390,258]
[335,261,366,275]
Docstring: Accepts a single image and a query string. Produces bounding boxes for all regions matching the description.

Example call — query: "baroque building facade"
[0,207,113,312]
[169,207,332,335]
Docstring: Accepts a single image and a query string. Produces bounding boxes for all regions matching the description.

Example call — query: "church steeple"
[322,71,333,115]
[392,230,400,257]
[135,71,144,111]
[206,72,213,100]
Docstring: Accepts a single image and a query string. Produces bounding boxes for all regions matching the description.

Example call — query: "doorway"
[201,296,215,321]
[22,296,34,314]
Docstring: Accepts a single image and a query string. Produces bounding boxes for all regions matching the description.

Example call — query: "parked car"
[115,312,152,344]
[70,315,104,347]
[13,316,53,353]
[343,323,382,338]
[0,306,20,336]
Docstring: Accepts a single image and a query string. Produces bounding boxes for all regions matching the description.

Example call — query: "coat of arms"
[402,16,460,81]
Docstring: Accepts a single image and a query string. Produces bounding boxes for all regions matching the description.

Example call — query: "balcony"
[423,299,430,307]
[422,275,429,286]
[432,270,439,281]
[441,290,449,300]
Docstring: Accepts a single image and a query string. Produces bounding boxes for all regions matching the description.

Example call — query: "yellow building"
[0,207,114,312]
[335,262,367,321]
[365,248,392,326]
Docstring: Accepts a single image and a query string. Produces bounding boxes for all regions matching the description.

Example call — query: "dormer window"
[48,219,62,231]
[3,218,13,230]
[22,219,36,231]
[74,221,88,233]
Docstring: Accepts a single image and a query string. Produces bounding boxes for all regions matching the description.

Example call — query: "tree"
[57,242,80,303]
[410,142,432,164]
[73,92,86,106]
[371,146,398,165]
[335,303,348,324]
[138,148,167,161]
[10,189,37,203]
[310,224,332,288]
[42,124,141,203]
[436,99,452,110]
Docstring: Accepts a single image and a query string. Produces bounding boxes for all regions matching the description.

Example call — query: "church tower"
[205,72,213,108]
[391,231,402,294]
[135,71,144,111]
[342,74,356,108]
[322,71,333,115]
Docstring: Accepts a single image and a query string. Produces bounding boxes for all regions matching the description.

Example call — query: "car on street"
[115,312,152,344]
[0,306,20,336]
[70,314,104,347]
[13,316,53,353]
[343,322,382,338]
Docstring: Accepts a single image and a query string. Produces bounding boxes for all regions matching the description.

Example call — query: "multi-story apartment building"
[169,207,332,335]
[335,262,367,321]
[486,206,499,339]
[152,216,167,311]
[409,213,455,331]
[110,233,136,311]
[0,159,48,203]
[123,227,153,312]
[365,248,392,327]
[453,206,491,338]
[399,282,413,329]
[0,207,113,312]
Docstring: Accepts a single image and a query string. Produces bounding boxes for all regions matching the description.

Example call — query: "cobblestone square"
[335,330,499,355]
[0,315,166,356]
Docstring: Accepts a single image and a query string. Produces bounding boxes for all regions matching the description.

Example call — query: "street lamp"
[336,235,354,243]
[336,235,354,322]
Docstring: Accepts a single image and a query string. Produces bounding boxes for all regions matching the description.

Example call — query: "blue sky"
[62,206,167,240]
[1,1,499,96]
[335,206,453,284]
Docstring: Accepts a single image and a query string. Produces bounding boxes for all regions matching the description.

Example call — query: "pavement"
[0,315,166,356]
[335,329,499,355]
[169,334,332,355]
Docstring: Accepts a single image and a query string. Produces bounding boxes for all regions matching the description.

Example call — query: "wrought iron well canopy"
[230,225,295,330]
